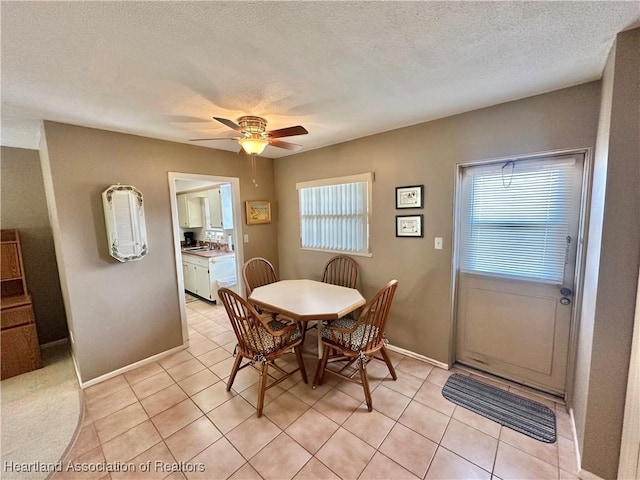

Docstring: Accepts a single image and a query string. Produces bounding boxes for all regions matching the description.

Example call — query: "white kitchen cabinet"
[177,193,203,228]
[183,261,195,292]
[207,188,223,229]
[220,184,234,229]
[193,264,210,298]
[206,185,233,229]
[182,253,237,302]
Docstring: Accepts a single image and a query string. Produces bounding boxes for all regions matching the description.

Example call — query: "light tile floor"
[53,299,580,480]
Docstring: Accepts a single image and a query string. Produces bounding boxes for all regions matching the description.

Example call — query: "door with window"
[455,154,584,395]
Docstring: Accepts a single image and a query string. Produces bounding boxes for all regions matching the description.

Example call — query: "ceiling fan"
[190,116,308,155]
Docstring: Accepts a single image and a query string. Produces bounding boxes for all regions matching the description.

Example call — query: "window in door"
[460,158,577,284]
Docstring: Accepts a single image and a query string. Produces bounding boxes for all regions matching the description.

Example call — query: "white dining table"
[248,279,366,358]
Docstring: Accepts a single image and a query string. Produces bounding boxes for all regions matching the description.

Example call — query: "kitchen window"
[296,173,373,256]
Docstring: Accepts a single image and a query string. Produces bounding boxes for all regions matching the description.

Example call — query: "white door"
[455,153,584,395]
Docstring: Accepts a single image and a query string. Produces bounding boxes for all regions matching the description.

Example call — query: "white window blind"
[460,159,575,284]
[296,173,372,256]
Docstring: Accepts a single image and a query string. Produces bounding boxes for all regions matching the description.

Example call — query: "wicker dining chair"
[218,288,307,417]
[313,279,399,411]
[321,255,359,289]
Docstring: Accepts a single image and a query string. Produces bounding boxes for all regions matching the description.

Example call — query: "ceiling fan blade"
[189,137,239,141]
[269,139,302,150]
[265,125,308,139]
[213,117,244,133]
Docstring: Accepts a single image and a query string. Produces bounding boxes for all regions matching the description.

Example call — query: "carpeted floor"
[1,341,81,479]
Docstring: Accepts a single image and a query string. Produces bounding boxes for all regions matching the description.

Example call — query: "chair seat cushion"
[321,317,379,352]
[242,319,301,354]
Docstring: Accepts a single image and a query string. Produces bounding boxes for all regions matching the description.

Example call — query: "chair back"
[322,255,359,289]
[354,279,398,352]
[243,257,278,294]
[218,287,285,357]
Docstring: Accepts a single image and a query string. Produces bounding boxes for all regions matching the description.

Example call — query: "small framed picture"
[395,185,424,209]
[396,215,424,238]
[245,200,271,225]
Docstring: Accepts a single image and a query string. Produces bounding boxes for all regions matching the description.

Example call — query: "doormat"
[442,373,556,443]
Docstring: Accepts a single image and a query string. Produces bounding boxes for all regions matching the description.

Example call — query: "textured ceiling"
[1,2,638,157]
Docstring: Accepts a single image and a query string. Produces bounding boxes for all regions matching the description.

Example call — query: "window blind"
[297,173,372,255]
[460,159,575,284]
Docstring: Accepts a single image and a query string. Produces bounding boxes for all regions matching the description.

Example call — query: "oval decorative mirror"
[101,184,149,262]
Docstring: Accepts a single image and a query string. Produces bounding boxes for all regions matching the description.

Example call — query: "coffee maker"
[184,232,195,246]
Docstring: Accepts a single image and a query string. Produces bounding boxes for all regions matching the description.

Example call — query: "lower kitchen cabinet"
[183,261,196,293]
[182,253,237,302]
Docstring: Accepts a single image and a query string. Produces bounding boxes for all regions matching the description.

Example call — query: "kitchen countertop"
[181,248,235,259]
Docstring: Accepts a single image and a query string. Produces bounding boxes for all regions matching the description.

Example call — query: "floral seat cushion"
[242,318,301,354]
[321,317,379,352]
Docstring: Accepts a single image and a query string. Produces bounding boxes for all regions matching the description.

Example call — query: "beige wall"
[40,122,279,382]
[573,28,640,479]
[0,146,68,344]
[275,82,601,364]
[572,39,615,473]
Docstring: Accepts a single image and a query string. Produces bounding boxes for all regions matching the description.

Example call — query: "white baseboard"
[386,344,450,370]
[570,407,582,477]
[79,344,187,389]
[578,469,606,480]
[568,408,606,480]
[40,337,69,349]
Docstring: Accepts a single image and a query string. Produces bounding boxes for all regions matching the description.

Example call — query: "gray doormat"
[442,373,556,443]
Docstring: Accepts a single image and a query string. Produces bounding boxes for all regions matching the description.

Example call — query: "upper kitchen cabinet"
[207,188,222,229]
[177,193,203,228]
[206,184,233,229]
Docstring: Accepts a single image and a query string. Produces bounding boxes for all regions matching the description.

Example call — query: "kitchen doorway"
[453,150,589,396]
[169,172,244,343]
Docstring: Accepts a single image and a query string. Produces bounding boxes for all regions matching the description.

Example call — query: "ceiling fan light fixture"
[239,136,268,155]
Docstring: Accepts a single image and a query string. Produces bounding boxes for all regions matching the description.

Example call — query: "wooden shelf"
[1,238,27,297]
[1,294,32,309]
[1,230,18,242]
[1,229,41,379]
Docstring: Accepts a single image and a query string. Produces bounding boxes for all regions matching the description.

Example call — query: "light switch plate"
[435,237,443,250]
[243,234,249,243]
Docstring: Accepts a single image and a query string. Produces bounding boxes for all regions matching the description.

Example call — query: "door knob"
[560,297,571,305]
[560,287,573,297]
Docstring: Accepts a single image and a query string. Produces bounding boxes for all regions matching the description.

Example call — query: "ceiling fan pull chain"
[251,155,259,187]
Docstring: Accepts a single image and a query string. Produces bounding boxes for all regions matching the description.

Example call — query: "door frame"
[449,146,593,402]
[168,172,245,346]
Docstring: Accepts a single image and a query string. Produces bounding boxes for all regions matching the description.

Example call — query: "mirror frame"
[102,184,149,262]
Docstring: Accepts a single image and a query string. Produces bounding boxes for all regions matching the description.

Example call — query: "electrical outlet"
[435,237,443,250]
[243,234,249,243]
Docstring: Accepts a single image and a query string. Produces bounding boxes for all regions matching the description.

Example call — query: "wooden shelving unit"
[1,229,42,379]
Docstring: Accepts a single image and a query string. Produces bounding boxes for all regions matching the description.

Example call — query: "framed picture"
[395,185,424,209]
[396,214,424,238]
[245,200,271,225]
